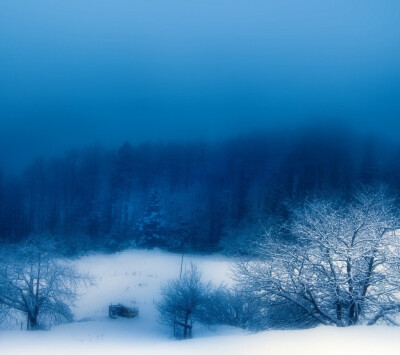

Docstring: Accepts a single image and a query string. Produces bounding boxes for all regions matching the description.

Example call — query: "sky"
[0,1,400,171]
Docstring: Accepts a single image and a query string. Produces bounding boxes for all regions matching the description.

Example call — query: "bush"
[200,286,259,329]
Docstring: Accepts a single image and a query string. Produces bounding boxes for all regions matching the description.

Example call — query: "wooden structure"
[109,304,139,319]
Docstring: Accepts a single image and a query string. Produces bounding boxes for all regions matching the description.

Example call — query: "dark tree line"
[1,127,400,252]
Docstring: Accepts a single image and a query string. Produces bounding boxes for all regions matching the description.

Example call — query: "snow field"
[1,249,400,354]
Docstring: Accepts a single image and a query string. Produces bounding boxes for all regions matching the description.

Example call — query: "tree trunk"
[27,314,38,330]
[336,302,343,326]
[183,311,190,339]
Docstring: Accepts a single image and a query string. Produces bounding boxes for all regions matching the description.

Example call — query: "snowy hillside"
[1,250,400,355]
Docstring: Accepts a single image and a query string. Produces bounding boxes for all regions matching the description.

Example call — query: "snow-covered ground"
[1,249,400,354]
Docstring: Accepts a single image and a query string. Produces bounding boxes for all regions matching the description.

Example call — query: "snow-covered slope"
[1,249,399,354]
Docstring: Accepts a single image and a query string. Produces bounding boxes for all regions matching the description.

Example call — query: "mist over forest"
[0,126,398,252]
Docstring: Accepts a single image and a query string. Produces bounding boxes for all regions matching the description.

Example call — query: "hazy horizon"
[1,1,400,171]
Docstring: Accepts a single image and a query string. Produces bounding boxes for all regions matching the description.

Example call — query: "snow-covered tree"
[0,239,88,330]
[234,187,400,327]
[156,264,212,338]
[137,189,167,247]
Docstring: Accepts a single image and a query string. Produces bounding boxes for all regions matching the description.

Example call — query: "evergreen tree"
[137,189,166,247]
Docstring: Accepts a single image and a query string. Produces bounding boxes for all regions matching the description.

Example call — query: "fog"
[1,1,400,171]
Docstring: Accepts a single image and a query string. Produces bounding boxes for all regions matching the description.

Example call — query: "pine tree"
[137,189,166,247]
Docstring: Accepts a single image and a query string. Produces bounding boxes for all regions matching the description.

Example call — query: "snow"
[73,249,232,326]
[1,249,400,354]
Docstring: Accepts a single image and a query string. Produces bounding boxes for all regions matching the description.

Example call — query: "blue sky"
[0,1,400,170]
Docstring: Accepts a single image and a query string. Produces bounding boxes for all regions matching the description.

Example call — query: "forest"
[0,127,399,253]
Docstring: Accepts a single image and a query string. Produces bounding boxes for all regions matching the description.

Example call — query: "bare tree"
[234,187,400,328]
[156,263,212,338]
[0,239,88,330]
